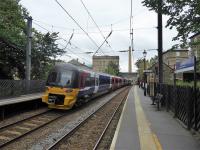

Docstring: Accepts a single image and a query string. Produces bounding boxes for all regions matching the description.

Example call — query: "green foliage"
[31,31,64,79]
[135,59,149,80]
[176,80,200,88]
[142,0,200,44]
[104,61,119,76]
[0,0,65,79]
[0,0,27,45]
[149,55,158,66]
[0,0,27,79]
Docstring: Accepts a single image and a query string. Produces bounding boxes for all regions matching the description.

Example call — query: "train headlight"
[45,86,50,91]
[64,88,73,93]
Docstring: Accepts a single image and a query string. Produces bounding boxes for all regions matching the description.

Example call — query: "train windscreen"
[47,71,74,88]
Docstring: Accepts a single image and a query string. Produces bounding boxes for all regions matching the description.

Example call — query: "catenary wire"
[54,0,105,55]
[33,20,92,63]
[79,0,114,52]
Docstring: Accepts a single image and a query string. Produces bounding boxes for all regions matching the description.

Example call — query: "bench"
[152,93,163,111]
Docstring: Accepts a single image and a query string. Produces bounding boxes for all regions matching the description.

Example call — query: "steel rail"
[0,111,66,148]
[47,86,130,150]
[0,109,50,130]
[92,89,128,150]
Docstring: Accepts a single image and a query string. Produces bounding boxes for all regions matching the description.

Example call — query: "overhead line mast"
[129,0,134,73]
[158,0,163,83]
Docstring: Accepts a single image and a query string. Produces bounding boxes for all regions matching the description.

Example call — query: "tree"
[0,0,65,79]
[142,0,200,44]
[135,59,149,80]
[31,31,65,79]
[104,61,119,76]
[149,55,158,66]
[0,0,27,79]
[0,0,27,45]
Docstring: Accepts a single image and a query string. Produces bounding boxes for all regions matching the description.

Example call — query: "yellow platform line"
[134,87,162,150]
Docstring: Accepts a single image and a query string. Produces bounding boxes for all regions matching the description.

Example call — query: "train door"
[79,71,85,89]
[109,77,112,90]
[94,73,99,94]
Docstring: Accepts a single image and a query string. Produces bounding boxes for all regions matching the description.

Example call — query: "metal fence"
[0,80,46,99]
[156,84,200,132]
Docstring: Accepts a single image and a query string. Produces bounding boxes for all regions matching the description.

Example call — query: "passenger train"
[42,63,131,110]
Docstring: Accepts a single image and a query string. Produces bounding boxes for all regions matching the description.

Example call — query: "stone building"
[119,72,138,83]
[148,62,174,84]
[92,56,119,73]
[163,49,189,69]
[190,32,200,58]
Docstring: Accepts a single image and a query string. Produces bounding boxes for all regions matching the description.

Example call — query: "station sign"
[175,57,194,73]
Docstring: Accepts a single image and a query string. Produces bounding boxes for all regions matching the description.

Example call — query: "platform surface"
[110,86,200,150]
[0,93,43,107]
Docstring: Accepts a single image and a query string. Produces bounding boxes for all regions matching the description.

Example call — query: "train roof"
[54,63,97,75]
[54,63,79,71]
[52,63,123,78]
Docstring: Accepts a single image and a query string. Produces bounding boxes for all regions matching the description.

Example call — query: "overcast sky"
[20,0,179,72]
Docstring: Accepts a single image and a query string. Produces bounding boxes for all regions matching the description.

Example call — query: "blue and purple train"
[42,63,131,109]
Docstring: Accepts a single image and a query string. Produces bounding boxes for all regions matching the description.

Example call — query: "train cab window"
[47,72,57,84]
[47,71,74,88]
[58,71,73,87]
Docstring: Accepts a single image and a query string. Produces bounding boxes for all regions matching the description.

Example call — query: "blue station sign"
[175,57,194,73]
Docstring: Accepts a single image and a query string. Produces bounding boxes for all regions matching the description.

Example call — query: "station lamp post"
[143,50,147,96]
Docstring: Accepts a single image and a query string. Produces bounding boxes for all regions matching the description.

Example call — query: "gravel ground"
[52,87,130,150]
[0,107,49,128]
[2,88,125,150]
[96,93,127,150]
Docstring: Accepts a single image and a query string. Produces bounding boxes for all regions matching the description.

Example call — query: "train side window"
[95,78,99,86]
[106,77,109,84]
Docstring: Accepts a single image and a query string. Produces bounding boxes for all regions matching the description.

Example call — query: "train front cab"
[42,68,80,110]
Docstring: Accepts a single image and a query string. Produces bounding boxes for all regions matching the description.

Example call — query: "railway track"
[47,86,130,150]
[92,90,127,150]
[0,110,66,148]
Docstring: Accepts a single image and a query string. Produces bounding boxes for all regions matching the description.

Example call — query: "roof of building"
[68,59,92,70]
[162,49,188,55]
[189,32,200,39]
[148,62,174,71]
[93,55,119,59]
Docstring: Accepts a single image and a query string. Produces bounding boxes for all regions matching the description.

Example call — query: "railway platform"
[0,93,43,120]
[0,93,43,107]
[110,86,200,150]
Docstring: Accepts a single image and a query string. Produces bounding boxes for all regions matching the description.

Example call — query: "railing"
[0,80,46,99]
[155,84,200,132]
